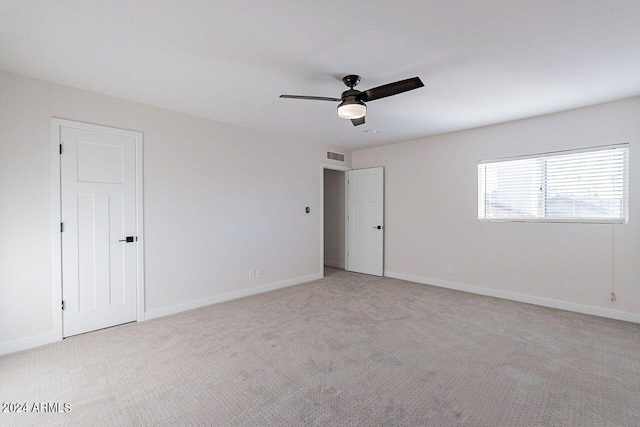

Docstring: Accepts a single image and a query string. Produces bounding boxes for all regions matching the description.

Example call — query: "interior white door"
[347,167,384,276]
[61,125,138,337]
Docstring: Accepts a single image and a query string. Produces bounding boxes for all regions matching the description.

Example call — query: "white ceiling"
[2,1,640,151]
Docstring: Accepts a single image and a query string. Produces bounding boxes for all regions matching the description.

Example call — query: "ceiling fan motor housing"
[337,89,366,119]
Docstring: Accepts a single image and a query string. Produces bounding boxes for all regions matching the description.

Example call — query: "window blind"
[478,144,629,223]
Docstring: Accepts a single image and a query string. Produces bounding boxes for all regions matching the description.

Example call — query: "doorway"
[323,168,347,271]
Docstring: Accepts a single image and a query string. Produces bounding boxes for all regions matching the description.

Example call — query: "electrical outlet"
[249,270,255,279]
[256,269,262,279]
[610,292,616,302]
[447,265,454,275]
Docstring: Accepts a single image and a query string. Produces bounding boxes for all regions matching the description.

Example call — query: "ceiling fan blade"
[359,77,424,102]
[279,95,341,102]
[351,116,365,126]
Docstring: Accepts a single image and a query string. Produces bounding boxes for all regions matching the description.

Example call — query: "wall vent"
[327,151,345,162]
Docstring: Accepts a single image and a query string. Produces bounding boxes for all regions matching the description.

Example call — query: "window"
[478,144,629,223]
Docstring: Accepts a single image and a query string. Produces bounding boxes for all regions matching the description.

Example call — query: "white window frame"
[478,144,629,224]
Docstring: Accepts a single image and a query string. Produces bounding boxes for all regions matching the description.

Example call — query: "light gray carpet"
[2,267,639,426]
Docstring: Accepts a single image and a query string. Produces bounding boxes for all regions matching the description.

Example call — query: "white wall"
[323,169,345,268]
[0,71,351,353]
[353,97,640,322]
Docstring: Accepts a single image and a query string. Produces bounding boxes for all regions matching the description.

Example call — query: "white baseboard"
[0,331,59,356]
[145,272,323,320]
[384,271,640,324]
[324,260,345,269]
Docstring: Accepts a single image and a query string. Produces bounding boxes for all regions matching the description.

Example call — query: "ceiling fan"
[280,75,424,126]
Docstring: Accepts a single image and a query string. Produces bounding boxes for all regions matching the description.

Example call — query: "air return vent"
[327,151,345,162]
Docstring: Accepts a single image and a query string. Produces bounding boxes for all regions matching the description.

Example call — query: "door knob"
[119,236,137,243]
[372,226,382,229]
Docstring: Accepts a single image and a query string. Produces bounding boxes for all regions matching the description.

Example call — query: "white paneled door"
[60,124,139,337]
[347,167,384,276]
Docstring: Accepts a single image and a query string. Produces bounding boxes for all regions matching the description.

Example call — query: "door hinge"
[60,222,64,232]
[61,300,65,310]
[59,144,63,154]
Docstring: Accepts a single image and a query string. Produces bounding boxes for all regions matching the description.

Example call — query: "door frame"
[320,163,350,277]
[50,118,145,341]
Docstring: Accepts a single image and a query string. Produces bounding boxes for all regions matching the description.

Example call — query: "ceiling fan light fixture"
[337,99,366,119]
